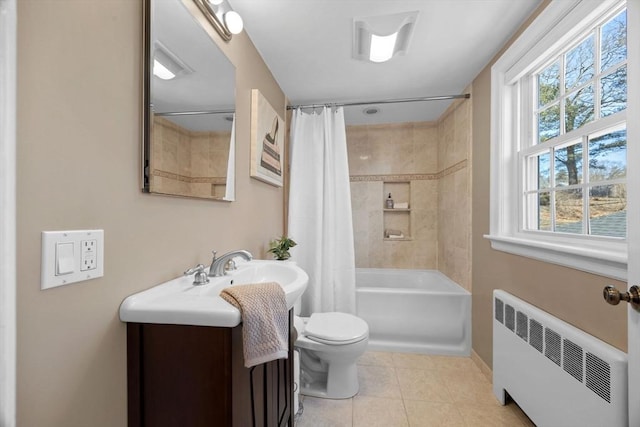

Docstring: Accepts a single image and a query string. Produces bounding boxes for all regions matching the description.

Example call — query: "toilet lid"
[304,312,369,345]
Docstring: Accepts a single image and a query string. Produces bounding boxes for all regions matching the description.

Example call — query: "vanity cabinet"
[126,311,294,427]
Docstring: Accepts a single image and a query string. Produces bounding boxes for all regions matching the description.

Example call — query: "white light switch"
[56,242,75,275]
[41,230,104,290]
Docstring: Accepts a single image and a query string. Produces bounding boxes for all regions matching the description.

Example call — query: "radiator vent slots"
[495,298,504,324]
[529,319,543,353]
[545,328,562,367]
[586,353,611,403]
[563,339,584,382]
[493,290,627,426]
[505,304,515,331]
[516,311,528,341]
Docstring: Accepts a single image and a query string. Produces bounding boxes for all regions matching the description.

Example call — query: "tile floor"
[296,351,535,427]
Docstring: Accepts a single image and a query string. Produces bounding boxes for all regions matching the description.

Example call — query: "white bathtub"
[355,268,471,356]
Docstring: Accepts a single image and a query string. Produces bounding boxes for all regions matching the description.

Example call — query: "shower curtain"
[288,107,356,315]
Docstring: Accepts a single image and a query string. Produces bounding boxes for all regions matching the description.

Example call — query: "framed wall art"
[250,89,284,187]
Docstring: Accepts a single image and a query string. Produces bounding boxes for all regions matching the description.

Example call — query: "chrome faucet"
[209,249,253,277]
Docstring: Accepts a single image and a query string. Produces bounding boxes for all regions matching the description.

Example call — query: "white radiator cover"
[493,290,628,427]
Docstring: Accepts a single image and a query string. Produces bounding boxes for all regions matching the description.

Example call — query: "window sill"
[484,234,627,281]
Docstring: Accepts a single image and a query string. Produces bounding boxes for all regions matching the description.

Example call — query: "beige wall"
[17,1,286,426]
[471,1,627,368]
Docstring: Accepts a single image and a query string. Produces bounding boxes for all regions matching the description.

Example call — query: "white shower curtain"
[288,107,356,315]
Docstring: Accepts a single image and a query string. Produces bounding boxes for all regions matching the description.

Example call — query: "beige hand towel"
[220,282,288,367]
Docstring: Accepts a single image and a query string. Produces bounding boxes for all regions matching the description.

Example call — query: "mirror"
[143,0,236,201]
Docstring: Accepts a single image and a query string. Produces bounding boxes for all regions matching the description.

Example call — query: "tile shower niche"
[383,181,411,241]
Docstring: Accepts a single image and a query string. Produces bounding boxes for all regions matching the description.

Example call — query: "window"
[487,0,634,280]
[524,8,627,238]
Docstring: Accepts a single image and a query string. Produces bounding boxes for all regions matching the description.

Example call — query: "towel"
[385,229,404,238]
[220,282,288,367]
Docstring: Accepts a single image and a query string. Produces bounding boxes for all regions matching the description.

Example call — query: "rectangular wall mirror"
[142,0,236,201]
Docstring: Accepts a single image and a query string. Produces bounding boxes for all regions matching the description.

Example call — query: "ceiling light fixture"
[353,11,418,63]
[193,0,243,41]
[152,42,192,80]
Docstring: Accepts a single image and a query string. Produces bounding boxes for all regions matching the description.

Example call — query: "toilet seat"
[304,312,368,345]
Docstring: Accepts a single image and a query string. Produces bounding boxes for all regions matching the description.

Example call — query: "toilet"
[294,311,369,399]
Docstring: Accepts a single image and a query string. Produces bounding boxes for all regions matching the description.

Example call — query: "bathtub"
[355,268,471,356]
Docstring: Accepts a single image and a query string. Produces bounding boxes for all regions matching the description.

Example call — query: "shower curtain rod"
[287,93,470,110]
[154,109,234,116]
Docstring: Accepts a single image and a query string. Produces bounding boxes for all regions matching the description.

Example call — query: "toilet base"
[298,348,361,399]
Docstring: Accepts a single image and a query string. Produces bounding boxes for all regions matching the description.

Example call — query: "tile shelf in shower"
[383,208,411,212]
[383,237,413,241]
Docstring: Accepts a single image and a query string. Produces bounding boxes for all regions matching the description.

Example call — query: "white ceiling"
[231,0,542,125]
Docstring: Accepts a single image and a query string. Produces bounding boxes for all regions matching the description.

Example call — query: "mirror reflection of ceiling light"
[153,59,176,80]
[353,11,418,63]
[153,42,192,80]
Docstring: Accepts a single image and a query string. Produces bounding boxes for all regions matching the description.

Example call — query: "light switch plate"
[41,229,104,290]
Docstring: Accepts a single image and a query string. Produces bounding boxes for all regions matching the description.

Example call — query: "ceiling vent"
[353,11,418,63]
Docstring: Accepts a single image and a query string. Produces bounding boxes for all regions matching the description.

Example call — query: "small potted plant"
[267,236,297,260]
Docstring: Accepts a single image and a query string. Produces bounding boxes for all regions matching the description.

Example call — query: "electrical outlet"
[81,239,97,271]
[41,230,104,290]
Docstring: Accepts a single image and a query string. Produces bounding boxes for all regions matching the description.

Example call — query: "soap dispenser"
[385,193,394,209]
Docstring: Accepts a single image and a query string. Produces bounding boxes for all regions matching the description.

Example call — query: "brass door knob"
[603,285,640,307]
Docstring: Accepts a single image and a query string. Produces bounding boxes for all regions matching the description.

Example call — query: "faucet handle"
[184,264,206,276]
[211,250,217,261]
[184,264,210,286]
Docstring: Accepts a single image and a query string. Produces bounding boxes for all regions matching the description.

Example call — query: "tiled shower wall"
[151,116,230,199]
[437,96,472,291]
[346,94,472,291]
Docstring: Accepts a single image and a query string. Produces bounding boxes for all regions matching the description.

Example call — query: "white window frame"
[486,0,630,280]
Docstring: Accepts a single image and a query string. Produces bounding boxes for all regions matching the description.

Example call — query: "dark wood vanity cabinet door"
[127,311,293,427]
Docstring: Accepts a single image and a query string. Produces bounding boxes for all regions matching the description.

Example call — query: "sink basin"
[119,260,308,327]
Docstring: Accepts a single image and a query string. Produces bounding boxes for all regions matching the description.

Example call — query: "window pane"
[555,142,583,186]
[555,189,583,234]
[538,62,560,107]
[538,192,551,231]
[589,128,626,181]
[538,105,560,143]
[565,85,594,132]
[565,35,594,90]
[600,65,627,117]
[589,184,626,238]
[601,9,627,72]
[538,152,550,189]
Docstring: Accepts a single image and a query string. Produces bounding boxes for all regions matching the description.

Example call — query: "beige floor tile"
[403,400,466,427]
[296,396,353,427]
[357,365,402,399]
[358,351,395,367]
[396,368,453,403]
[507,401,536,427]
[391,352,436,370]
[430,355,483,374]
[353,396,408,427]
[457,402,527,427]
[444,377,498,405]
[438,366,488,384]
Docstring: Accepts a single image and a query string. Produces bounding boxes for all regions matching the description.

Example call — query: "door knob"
[603,285,640,307]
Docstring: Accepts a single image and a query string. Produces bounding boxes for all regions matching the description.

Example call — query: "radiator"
[493,290,628,427]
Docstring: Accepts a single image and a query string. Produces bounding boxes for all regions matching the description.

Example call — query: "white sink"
[119,260,308,327]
